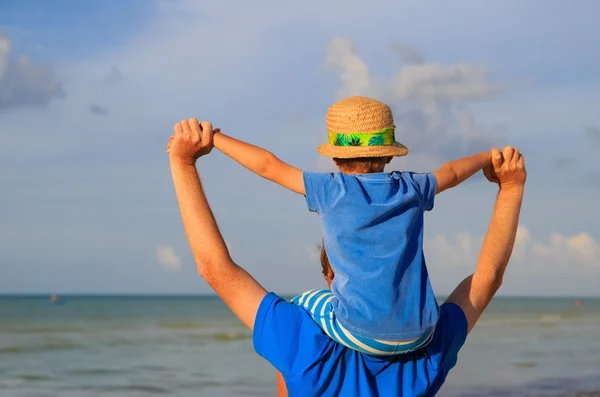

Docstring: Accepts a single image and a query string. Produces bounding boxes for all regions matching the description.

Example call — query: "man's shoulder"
[254,292,300,332]
[420,302,468,369]
[253,294,329,356]
[254,292,330,337]
[253,292,338,380]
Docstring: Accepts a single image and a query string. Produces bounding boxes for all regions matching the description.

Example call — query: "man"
[168,118,526,396]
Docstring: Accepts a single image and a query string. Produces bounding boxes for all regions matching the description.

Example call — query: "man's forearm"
[214,132,276,177]
[168,120,268,331]
[445,152,490,186]
[446,184,525,333]
[474,186,524,290]
[445,146,525,333]
[170,158,231,275]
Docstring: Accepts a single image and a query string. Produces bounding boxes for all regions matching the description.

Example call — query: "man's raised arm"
[446,146,526,333]
[168,118,268,330]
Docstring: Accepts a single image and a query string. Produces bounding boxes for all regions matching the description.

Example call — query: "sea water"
[1,295,599,397]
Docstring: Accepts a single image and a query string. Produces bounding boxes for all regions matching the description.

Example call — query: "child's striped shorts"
[291,289,434,356]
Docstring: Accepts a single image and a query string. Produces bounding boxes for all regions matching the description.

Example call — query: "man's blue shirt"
[303,171,439,339]
[254,293,468,397]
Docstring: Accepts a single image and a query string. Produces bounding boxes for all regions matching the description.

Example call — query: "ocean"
[1,295,599,397]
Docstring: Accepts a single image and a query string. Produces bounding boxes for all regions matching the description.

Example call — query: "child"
[213,96,491,355]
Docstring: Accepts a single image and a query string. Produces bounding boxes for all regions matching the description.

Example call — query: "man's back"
[304,170,439,339]
[255,293,468,397]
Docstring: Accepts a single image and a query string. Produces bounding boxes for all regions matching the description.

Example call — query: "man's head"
[317,96,409,173]
[318,240,334,287]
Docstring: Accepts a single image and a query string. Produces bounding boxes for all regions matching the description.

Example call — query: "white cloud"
[324,38,505,168]
[530,230,600,268]
[325,38,376,100]
[326,38,504,103]
[426,226,600,295]
[428,225,600,270]
[0,33,64,110]
[391,62,503,103]
[156,245,182,270]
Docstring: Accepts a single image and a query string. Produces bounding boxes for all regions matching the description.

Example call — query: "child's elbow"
[449,173,460,189]
[438,165,460,192]
[260,152,279,178]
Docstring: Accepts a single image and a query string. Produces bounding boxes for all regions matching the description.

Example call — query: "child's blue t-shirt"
[303,170,439,340]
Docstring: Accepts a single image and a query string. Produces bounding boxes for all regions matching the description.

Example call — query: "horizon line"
[0,293,597,299]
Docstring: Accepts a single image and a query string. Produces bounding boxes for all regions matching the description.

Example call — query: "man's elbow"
[476,271,504,295]
[489,275,504,294]
[195,256,235,281]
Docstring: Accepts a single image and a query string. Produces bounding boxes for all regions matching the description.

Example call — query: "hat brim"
[317,142,409,158]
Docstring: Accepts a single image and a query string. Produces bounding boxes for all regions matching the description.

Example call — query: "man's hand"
[168,118,215,165]
[491,146,526,189]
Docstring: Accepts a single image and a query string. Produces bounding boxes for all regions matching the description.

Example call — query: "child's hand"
[483,157,499,184]
[483,163,499,184]
[168,118,216,165]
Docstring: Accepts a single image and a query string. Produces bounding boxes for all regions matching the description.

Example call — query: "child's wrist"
[480,152,492,168]
[212,132,224,148]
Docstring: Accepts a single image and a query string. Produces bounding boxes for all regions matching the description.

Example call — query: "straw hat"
[318,96,409,158]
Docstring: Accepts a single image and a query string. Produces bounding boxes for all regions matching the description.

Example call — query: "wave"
[476,313,568,327]
[15,373,54,381]
[184,331,252,342]
[540,314,563,322]
[514,361,538,368]
[0,325,86,334]
[0,341,84,354]
[212,332,252,342]
[159,322,209,330]
[67,368,123,375]
[59,384,169,393]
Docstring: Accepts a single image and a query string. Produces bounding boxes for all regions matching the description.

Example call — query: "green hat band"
[328,128,396,147]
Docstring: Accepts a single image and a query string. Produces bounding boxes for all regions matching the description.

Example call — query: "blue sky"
[1,0,599,296]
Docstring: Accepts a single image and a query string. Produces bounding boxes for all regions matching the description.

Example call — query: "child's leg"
[291,289,434,356]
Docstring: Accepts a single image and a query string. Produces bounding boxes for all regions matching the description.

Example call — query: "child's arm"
[433,152,491,194]
[213,131,305,195]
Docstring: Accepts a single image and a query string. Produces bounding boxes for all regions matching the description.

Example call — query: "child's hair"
[333,157,391,174]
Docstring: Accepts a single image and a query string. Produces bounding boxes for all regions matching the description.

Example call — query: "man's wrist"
[498,184,525,197]
[169,155,197,168]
